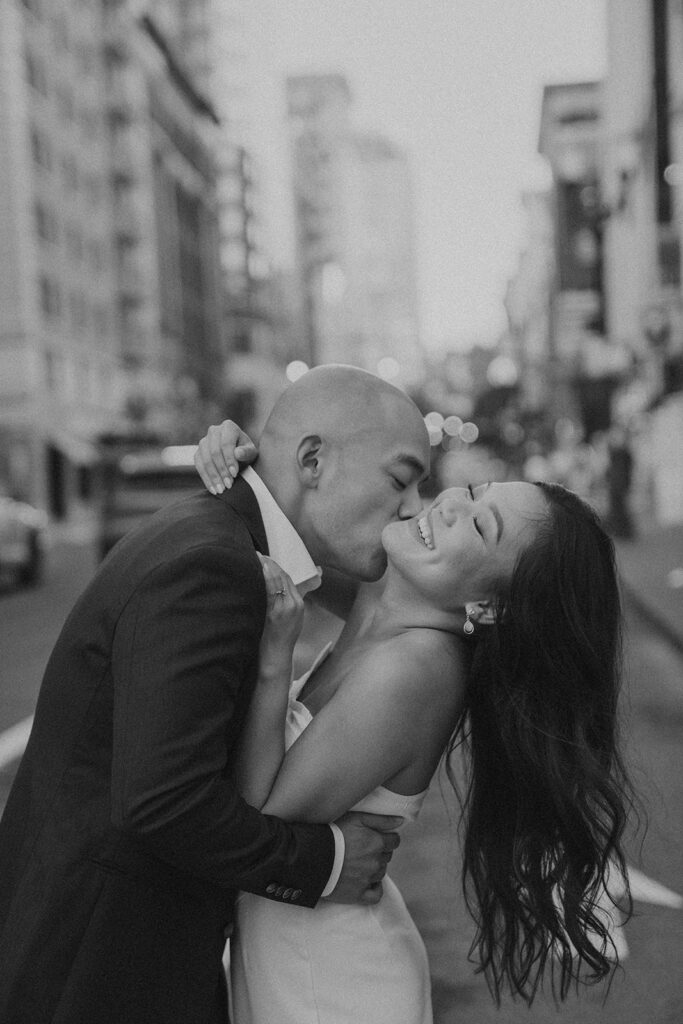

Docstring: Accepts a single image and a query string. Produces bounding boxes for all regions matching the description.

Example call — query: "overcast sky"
[245,0,607,351]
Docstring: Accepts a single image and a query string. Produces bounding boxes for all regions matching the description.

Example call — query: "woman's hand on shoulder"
[257,555,304,679]
[194,420,258,494]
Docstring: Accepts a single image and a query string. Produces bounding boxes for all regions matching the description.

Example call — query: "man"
[0,366,430,1023]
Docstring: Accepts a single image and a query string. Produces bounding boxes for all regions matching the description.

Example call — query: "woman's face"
[382,482,548,609]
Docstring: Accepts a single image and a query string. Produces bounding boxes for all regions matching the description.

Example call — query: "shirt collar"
[242,466,322,595]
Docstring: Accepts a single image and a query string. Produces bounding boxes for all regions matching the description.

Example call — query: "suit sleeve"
[110,542,334,905]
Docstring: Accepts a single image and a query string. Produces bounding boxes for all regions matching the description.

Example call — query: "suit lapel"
[220,475,269,555]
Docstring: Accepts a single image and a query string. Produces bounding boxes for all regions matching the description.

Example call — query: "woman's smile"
[416,511,434,549]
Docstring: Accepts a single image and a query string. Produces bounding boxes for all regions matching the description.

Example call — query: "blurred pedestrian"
[605,425,635,539]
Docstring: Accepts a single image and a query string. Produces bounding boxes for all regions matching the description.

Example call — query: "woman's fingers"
[259,558,304,643]
[193,436,221,494]
[193,421,258,494]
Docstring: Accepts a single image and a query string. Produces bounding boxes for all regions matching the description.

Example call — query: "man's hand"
[194,420,258,494]
[325,812,402,906]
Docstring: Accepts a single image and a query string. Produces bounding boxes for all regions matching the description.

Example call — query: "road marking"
[0,716,33,770]
[628,866,683,909]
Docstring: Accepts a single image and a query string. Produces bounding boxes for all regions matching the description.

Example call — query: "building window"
[61,154,79,193]
[84,172,102,208]
[69,291,88,335]
[66,224,84,263]
[44,350,57,390]
[53,12,69,52]
[25,49,48,96]
[94,304,109,339]
[39,274,62,320]
[35,201,59,244]
[56,84,75,122]
[21,0,43,19]
[87,238,106,273]
[30,126,52,171]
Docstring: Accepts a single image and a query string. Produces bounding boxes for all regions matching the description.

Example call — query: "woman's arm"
[260,637,462,824]
[237,556,304,808]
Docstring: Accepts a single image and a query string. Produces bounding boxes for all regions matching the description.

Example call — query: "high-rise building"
[107,12,224,437]
[0,0,222,518]
[287,74,422,383]
[0,0,121,514]
[149,0,271,358]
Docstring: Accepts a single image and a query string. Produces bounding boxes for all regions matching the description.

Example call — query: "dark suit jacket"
[0,480,334,1024]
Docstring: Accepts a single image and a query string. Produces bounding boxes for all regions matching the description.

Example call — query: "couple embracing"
[0,365,632,1023]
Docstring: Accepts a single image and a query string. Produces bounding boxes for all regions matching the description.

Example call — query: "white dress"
[229,644,433,1024]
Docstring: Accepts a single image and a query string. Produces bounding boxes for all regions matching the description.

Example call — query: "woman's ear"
[466,601,497,626]
[296,435,323,488]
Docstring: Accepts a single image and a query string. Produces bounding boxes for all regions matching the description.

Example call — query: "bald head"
[256,365,430,578]
[261,364,419,451]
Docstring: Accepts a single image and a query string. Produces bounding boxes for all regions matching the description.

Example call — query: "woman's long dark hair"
[449,481,633,1004]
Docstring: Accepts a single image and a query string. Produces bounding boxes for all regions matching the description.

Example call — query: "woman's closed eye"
[466,484,485,539]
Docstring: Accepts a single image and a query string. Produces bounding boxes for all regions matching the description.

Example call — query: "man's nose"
[398,483,424,519]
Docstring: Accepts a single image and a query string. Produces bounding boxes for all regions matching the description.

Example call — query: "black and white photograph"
[0,1,682,1021]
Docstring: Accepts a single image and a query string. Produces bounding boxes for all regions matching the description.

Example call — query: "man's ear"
[466,601,497,626]
[296,435,323,488]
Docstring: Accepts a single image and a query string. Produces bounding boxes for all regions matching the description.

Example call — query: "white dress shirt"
[241,467,344,897]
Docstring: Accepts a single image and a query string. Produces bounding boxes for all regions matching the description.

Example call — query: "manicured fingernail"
[216,481,224,494]
[209,485,217,495]
[229,465,238,478]
[223,476,232,489]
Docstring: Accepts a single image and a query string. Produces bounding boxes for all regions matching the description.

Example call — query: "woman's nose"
[438,495,468,525]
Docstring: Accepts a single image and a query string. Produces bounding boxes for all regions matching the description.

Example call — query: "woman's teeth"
[417,516,434,549]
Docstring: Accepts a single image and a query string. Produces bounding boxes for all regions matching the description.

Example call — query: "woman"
[195,426,633,1021]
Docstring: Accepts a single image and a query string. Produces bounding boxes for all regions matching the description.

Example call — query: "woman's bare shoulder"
[349,629,465,707]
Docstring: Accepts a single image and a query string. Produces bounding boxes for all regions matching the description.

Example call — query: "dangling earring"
[463,609,475,635]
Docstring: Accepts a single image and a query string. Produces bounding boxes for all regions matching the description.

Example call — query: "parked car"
[97,443,200,560]
[0,496,48,587]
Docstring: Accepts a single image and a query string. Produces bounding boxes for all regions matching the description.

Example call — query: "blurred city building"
[0,0,223,519]
[0,0,121,516]
[506,0,683,530]
[149,0,298,431]
[286,73,423,386]
[107,12,224,437]
[600,0,683,526]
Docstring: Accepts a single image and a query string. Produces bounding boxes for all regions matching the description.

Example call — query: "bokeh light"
[459,421,479,443]
[424,411,444,429]
[376,356,401,380]
[285,360,309,382]
[443,415,463,436]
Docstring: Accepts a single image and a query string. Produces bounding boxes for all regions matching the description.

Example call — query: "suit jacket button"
[282,887,293,899]
[275,886,286,897]
[292,889,302,900]
[266,883,277,895]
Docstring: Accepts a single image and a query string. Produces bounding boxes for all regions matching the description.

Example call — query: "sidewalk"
[615,521,683,654]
